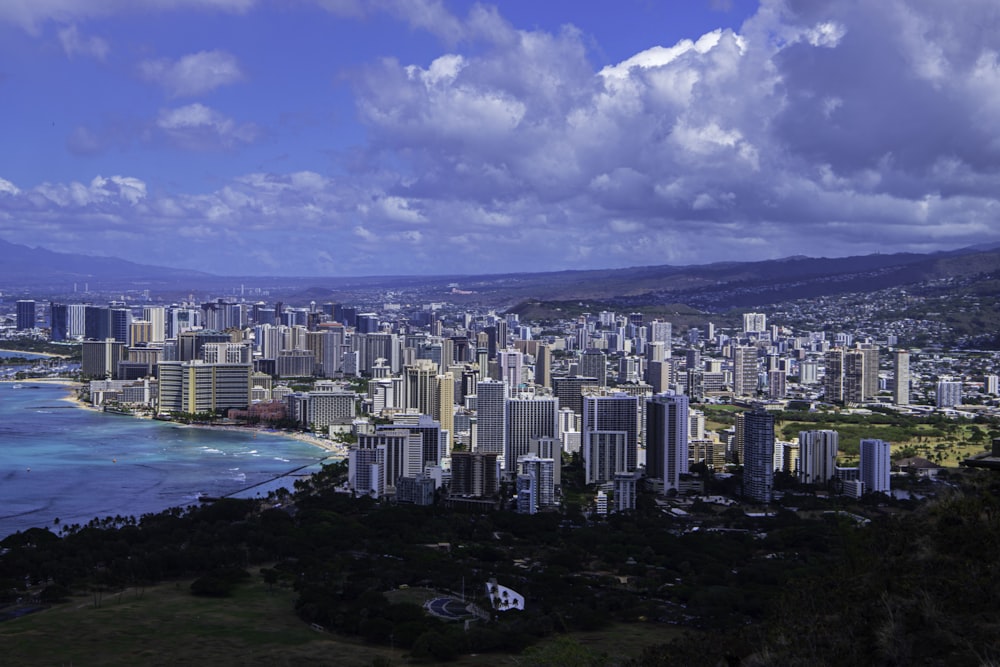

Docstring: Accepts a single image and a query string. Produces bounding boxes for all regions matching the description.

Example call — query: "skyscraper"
[798,430,838,485]
[824,349,844,403]
[743,312,767,334]
[742,407,775,503]
[860,438,890,494]
[733,346,758,397]
[49,302,68,341]
[578,348,607,387]
[583,393,639,484]
[893,350,910,405]
[475,379,507,455]
[936,380,962,408]
[142,306,166,344]
[505,396,559,473]
[16,300,35,331]
[646,392,690,493]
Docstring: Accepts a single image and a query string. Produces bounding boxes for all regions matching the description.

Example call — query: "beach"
[0,382,340,537]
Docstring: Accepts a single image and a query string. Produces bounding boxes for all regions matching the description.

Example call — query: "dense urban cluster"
[5,288,1000,515]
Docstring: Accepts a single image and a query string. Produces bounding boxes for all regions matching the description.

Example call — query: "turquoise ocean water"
[0,382,331,538]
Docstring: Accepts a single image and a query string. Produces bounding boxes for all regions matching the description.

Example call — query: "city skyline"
[2,1,999,277]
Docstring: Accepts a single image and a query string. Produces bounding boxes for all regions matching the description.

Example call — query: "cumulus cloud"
[5,0,1000,276]
[156,103,259,149]
[57,25,109,61]
[138,50,245,97]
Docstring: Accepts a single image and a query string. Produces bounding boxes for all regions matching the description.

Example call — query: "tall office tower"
[743,312,767,334]
[843,349,867,403]
[824,349,845,403]
[348,446,385,498]
[66,303,86,338]
[553,376,599,416]
[483,323,500,358]
[645,392,690,493]
[381,414,445,469]
[358,332,401,374]
[129,320,153,346]
[618,356,640,384]
[534,344,552,389]
[860,345,879,399]
[404,359,440,416]
[357,429,423,490]
[178,330,231,362]
[936,380,963,408]
[798,430,839,485]
[475,379,507,455]
[84,305,109,340]
[81,338,127,378]
[49,302,68,341]
[582,393,640,484]
[497,348,524,395]
[860,438,891,493]
[685,348,701,371]
[649,320,672,348]
[141,306,166,344]
[646,341,666,363]
[437,372,455,455]
[767,369,786,399]
[518,455,556,510]
[306,327,346,377]
[799,359,819,384]
[742,406,775,503]
[578,348,607,387]
[15,300,36,330]
[647,359,672,394]
[109,307,132,345]
[505,396,559,473]
[450,451,499,497]
[889,350,910,405]
[733,346,758,397]
[157,360,252,414]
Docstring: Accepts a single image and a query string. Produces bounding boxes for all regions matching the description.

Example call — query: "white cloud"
[57,25,109,61]
[156,103,259,148]
[138,50,245,97]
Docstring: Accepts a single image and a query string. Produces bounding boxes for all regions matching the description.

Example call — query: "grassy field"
[0,569,403,667]
[1,572,678,666]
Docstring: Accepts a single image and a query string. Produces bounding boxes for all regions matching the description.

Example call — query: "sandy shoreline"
[0,348,67,359]
[30,380,348,458]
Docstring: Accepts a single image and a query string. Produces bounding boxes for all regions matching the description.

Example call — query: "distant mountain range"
[0,239,213,287]
[3,237,1000,312]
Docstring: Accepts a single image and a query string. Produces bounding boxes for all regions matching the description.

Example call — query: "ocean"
[0,382,333,539]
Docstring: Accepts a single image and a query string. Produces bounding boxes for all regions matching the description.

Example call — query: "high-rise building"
[824,349,845,403]
[49,302,68,341]
[497,348,524,395]
[798,430,839,485]
[859,438,890,494]
[583,393,639,484]
[767,369,786,399]
[517,455,556,510]
[649,320,672,348]
[893,350,910,405]
[986,374,999,396]
[81,338,127,379]
[743,312,767,334]
[613,472,638,513]
[450,451,499,497]
[733,346,758,397]
[645,392,689,493]
[936,380,962,408]
[157,360,252,415]
[742,407,774,503]
[475,379,507,455]
[15,300,35,331]
[534,344,551,389]
[142,306,166,344]
[578,349,607,387]
[553,375,599,415]
[505,396,559,473]
[67,303,87,338]
[109,307,132,345]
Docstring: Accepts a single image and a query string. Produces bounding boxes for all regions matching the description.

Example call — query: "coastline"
[43,380,348,458]
[0,348,67,359]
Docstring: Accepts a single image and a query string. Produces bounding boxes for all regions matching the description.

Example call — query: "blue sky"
[0,0,998,277]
